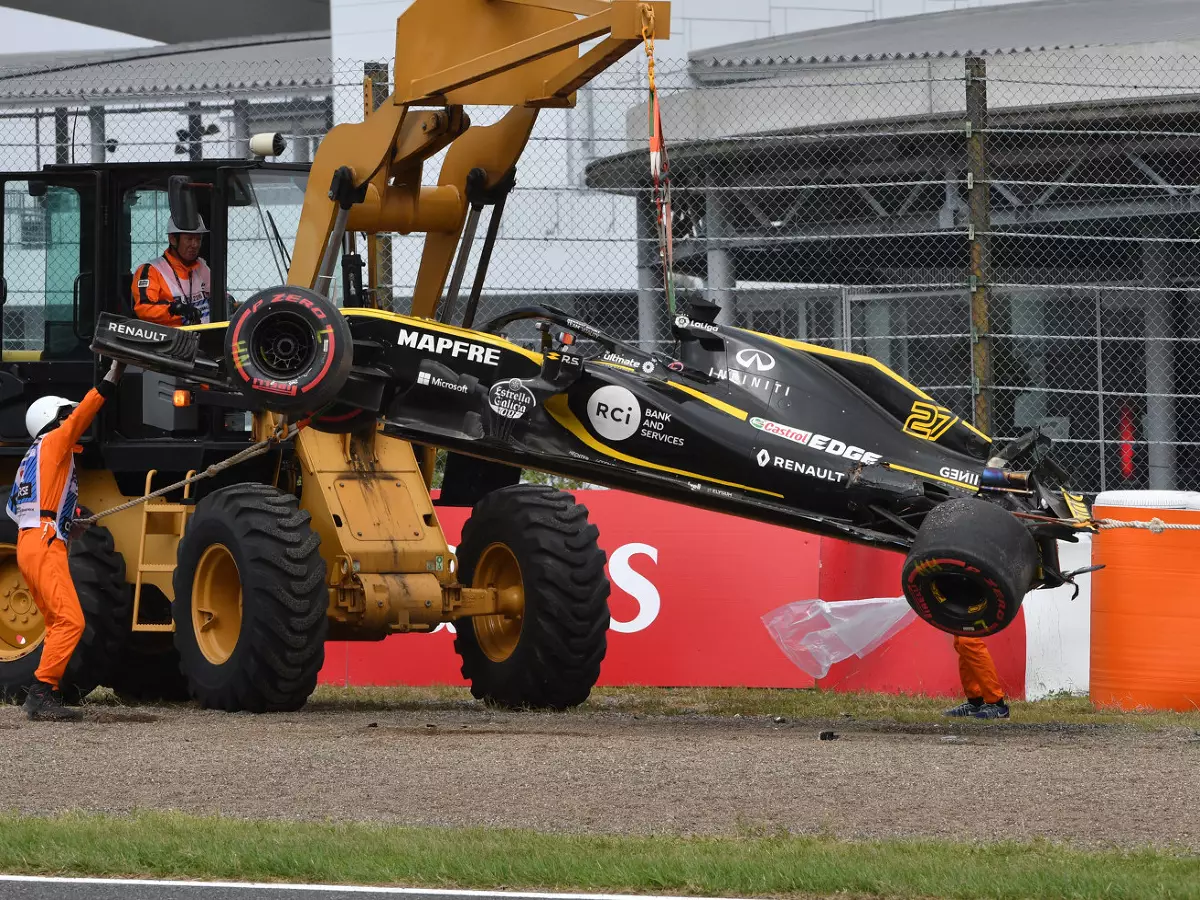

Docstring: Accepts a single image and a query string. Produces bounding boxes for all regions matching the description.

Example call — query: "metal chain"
[74,421,304,528]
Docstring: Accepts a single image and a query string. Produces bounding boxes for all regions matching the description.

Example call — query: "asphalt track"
[0,878,742,900]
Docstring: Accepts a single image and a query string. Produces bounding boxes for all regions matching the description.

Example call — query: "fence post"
[231,99,251,159]
[53,107,68,164]
[966,56,992,434]
[186,101,203,161]
[636,193,663,351]
[364,62,393,311]
[87,106,106,164]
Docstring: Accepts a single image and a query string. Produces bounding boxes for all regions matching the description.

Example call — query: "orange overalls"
[954,636,1004,704]
[8,386,112,689]
[131,248,212,327]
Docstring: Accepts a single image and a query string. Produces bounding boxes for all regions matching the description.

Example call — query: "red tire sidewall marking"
[904,556,1007,635]
[232,290,338,396]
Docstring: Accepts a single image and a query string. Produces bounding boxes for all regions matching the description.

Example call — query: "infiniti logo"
[735,348,775,373]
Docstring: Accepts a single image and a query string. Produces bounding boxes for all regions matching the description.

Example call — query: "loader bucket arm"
[286,0,670,323]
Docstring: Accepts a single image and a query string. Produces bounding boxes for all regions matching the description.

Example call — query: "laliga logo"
[735,348,775,373]
[432,541,662,634]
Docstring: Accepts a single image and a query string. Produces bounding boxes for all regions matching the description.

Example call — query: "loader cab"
[0,160,310,490]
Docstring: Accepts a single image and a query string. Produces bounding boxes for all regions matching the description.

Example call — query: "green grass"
[0,811,1196,899]
[289,684,1200,732]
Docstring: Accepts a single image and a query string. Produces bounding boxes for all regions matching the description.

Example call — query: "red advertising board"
[318,489,1027,698]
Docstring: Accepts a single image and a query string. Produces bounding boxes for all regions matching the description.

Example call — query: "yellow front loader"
[0,0,669,711]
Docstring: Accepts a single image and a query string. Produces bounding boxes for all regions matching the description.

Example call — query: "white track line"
[0,875,748,899]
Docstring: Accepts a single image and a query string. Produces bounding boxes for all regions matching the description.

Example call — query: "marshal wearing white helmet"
[6,361,126,721]
[130,214,213,327]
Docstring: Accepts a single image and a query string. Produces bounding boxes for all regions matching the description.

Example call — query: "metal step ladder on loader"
[131,469,196,635]
[116,0,673,715]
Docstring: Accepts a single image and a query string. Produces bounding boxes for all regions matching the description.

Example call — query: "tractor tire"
[172,483,327,712]
[109,634,191,704]
[224,286,352,416]
[0,508,130,704]
[453,484,609,710]
[901,497,1037,637]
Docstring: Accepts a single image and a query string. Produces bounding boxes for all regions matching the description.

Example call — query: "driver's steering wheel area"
[479,305,715,383]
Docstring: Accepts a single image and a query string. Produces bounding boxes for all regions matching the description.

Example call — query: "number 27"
[904,401,956,441]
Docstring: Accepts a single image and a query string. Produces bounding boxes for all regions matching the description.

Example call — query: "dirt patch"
[1,701,1197,850]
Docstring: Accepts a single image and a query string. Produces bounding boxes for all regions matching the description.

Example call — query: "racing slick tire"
[901,498,1037,637]
[0,505,131,704]
[453,484,609,710]
[172,483,327,712]
[223,286,352,416]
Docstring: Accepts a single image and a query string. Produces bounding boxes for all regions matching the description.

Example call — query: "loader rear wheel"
[901,498,1037,637]
[109,588,191,703]
[172,483,327,712]
[453,485,609,710]
[0,508,130,704]
[224,286,352,416]
[109,633,191,704]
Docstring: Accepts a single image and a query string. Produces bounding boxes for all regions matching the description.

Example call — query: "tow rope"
[642,7,677,317]
[1095,517,1200,533]
[1012,507,1200,535]
[74,419,306,528]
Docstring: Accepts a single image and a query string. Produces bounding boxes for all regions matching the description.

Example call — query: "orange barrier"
[1091,499,1200,711]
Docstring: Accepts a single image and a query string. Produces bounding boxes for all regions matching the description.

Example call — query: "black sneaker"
[23,681,82,722]
[943,699,983,718]
[972,701,1010,720]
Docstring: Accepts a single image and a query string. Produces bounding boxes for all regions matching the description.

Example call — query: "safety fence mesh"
[2,48,1200,495]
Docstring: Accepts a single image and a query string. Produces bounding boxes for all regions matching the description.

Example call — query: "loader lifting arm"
[286,0,671,321]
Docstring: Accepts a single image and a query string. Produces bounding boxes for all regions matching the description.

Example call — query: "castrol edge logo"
[749,416,882,465]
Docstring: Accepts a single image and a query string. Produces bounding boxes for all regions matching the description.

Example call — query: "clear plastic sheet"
[762,596,918,679]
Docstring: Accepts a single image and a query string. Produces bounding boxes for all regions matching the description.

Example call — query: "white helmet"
[167,215,208,235]
[26,395,78,439]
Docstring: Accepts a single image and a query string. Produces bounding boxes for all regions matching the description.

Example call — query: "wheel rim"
[929,573,990,622]
[191,543,243,665]
[250,310,317,379]
[0,542,43,662]
[471,542,525,663]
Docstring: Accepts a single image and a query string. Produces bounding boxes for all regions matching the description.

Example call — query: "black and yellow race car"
[93,286,1097,638]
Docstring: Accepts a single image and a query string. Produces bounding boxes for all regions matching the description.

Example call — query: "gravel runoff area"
[2,697,1199,850]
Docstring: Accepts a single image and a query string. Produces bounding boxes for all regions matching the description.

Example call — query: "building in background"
[0,0,1197,495]
[584,0,1200,494]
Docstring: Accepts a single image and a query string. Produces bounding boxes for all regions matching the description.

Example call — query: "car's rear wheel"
[901,498,1037,636]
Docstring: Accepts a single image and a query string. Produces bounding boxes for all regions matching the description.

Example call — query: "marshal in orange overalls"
[954,636,1005,705]
[7,378,117,689]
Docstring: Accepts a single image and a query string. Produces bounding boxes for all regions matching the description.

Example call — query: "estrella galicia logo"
[734,348,775,373]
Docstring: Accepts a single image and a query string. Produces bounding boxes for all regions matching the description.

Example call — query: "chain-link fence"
[3,48,1200,495]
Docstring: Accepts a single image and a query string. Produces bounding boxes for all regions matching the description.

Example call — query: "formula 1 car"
[91,286,1097,638]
